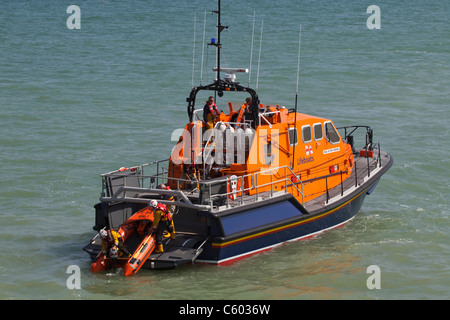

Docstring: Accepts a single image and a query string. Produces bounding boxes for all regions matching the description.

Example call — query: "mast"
[210,0,228,82]
[187,0,259,126]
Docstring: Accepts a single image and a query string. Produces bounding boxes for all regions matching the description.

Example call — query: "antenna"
[295,24,302,96]
[248,11,256,87]
[292,24,302,170]
[200,10,207,85]
[256,18,264,90]
[191,12,197,87]
[209,0,228,82]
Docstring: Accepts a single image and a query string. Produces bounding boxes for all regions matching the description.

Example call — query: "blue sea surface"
[0,0,448,299]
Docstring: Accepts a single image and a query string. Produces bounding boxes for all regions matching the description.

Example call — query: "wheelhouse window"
[313,123,323,141]
[302,125,312,143]
[325,121,340,144]
[288,127,298,146]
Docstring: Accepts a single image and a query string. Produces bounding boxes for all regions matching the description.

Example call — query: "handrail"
[101,186,211,211]
[259,114,272,128]
[336,125,371,140]
[254,165,304,205]
[100,162,306,210]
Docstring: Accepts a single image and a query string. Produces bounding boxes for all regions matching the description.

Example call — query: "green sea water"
[0,0,449,300]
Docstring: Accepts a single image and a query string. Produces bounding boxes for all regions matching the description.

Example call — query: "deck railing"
[100,161,304,211]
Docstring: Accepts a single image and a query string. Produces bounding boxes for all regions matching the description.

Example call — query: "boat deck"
[305,149,391,212]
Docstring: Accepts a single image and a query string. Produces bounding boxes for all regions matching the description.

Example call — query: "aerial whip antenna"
[292,24,302,170]
[248,11,256,87]
[295,24,302,97]
[191,13,197,87]
[256,18,264,90]
[200,10,207,85]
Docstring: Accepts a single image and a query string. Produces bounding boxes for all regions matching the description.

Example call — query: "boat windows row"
[288,121,340,146]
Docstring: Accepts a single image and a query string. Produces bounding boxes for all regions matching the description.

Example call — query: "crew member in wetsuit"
[99,229,132,272]
[149,200,174,253]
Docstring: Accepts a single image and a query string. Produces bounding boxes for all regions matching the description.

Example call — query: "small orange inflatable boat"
[90,206,156,276]
[123,233,156,276]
